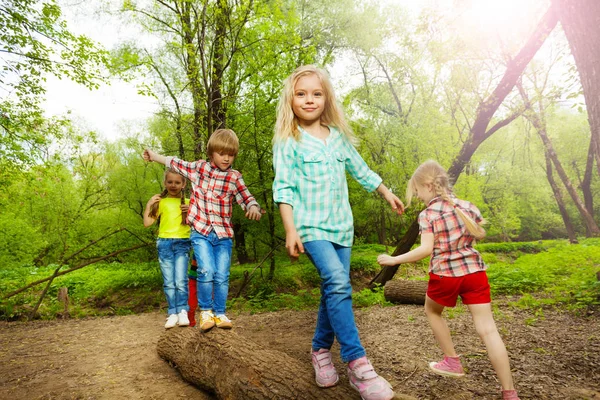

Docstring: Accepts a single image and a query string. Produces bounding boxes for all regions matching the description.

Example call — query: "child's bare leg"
[467,303,515,390]
[424,295,457,356]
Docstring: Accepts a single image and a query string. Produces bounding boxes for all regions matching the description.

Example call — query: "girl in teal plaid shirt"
[272,65,404,400]
[377,160,520,400]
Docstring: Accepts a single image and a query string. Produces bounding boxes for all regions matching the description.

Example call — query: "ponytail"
[149,189,168,219]
[180,189,187,225]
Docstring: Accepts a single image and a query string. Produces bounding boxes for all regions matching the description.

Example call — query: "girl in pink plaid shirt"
[377,160,520,400]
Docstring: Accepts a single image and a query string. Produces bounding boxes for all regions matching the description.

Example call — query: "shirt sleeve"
[418,210,433,235]
[272,138,297,207]
[167,157,204,182]
[340,135,382,193]
[233,173,259,211]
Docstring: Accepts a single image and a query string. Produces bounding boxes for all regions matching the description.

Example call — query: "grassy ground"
[1,238,599,320]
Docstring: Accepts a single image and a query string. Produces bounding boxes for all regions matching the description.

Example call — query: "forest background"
[1,0,600,319]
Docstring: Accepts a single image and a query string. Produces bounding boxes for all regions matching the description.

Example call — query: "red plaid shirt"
[167,157,259,239]
[418,196,486,277]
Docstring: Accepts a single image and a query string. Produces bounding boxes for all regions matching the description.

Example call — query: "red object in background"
[188,257,198,327]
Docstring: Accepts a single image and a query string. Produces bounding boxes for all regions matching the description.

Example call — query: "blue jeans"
[303,240,366,363]
[156,238,191,315]
[191,229,233,315]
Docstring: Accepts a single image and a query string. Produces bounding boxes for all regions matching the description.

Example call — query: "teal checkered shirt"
[272,126,382,247]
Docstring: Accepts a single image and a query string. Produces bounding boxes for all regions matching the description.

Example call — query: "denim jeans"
[157,238,191,315]
[191,229,233,315]
[303,240,366,363]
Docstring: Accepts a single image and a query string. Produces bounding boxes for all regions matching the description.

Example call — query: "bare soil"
[1,301,599,400]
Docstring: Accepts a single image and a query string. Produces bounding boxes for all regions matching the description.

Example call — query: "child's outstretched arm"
[279,203,304,260]
[377,232,434,266]
[143,194,162,227]
[143,149,167,165]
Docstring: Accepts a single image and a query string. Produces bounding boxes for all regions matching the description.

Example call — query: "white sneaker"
[177,310,190,327]
[165,314,178,329]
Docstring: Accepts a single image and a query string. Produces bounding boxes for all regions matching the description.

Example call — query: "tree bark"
[384,280,427,305]
[157,329,416,400]
[544,150,578,243]
[554,0,600,179]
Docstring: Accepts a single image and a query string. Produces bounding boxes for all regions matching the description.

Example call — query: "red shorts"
[427,271,491,307]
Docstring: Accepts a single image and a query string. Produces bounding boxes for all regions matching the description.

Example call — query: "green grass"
[1,239,599,320]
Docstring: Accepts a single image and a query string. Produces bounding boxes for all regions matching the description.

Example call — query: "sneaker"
[311,349,339,388]
[428,355,465,378]
[164,314,178,329]
[348,357,394,400]
[502,390,520,400]
[214,314,233,329]
[177,310,190,327]
[199,310,215,332]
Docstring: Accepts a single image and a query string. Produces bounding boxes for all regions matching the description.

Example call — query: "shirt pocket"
[301,152,324,163]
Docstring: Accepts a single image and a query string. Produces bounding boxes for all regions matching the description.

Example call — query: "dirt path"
[1,303,599,399]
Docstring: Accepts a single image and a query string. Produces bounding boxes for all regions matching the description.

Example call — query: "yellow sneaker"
[200,310,215,332]
[214,314,233,329]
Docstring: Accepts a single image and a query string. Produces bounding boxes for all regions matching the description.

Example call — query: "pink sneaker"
[347,357,394,400]
[428,355,465,378]
[311,349,339,387]
[502,389,520,400]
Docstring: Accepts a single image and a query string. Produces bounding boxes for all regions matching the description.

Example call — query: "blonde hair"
[149,169,187,225]
[407,160,486,240]
[207,129,239,158]
[274,65,354,142]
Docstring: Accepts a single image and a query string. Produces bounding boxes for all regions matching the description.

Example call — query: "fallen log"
[384,280,428,305]
[157,328,416,400]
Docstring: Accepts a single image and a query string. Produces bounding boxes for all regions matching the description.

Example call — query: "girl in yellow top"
[143,168,191,329]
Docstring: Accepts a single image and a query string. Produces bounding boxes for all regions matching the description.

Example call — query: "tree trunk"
[581,136,595,215]
[545,151,578,243]
[233,221,250,264]
[157,329,416,400]
[447,6,558,182]
[518,84,600,237]
[370,219,420,288]
[384,280,427,305]
[554,0,600,179]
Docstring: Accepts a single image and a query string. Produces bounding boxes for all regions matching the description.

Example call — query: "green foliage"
[0,0,107,165]
[486,238,600,309]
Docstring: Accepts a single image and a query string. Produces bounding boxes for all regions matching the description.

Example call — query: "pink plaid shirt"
[166,157,259,239]
[418,196,486,277]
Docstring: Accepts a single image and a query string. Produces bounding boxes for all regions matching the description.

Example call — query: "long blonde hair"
[148,169,187,225]
[274,65,354,142]
[407,160,486,240]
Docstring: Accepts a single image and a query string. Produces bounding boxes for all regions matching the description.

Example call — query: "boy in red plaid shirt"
[144,129,262,331]
[377,160,520,400]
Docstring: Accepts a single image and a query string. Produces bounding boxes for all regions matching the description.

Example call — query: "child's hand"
[285,231,304,261]
[143,149,156,162]
[146,194,162,208]
[385,193,405,215]
[245,205,263,221]
[180,204,189,213]
[377,254,398,267]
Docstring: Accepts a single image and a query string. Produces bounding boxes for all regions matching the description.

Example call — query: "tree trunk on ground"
[384,280,427,305]
[157,329,415,400]
[554,0,600,178]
